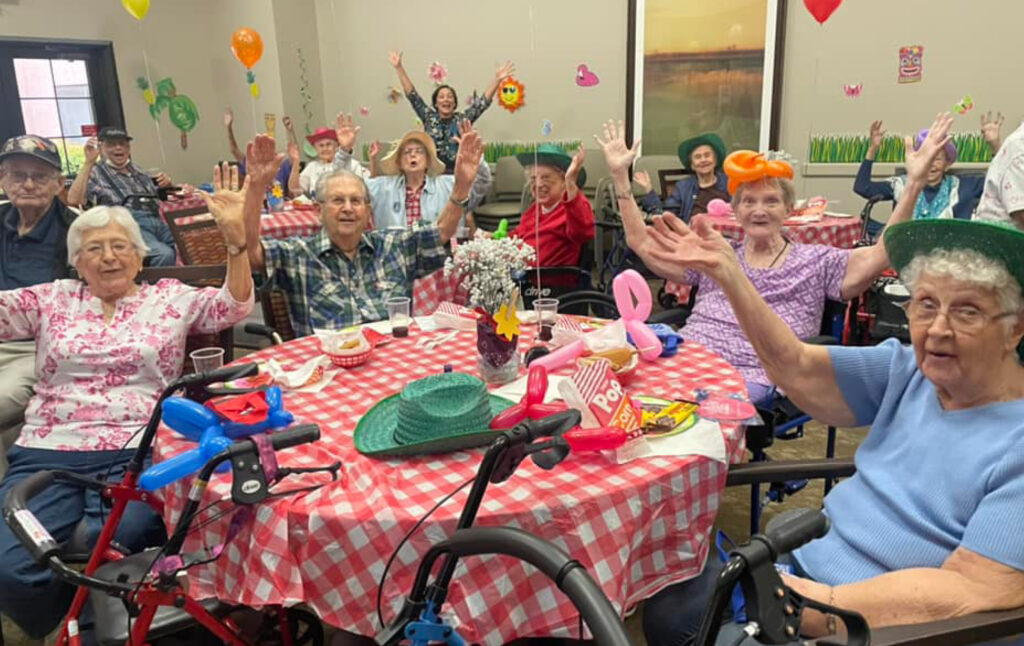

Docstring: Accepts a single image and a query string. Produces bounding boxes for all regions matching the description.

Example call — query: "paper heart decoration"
[803,0,843,24]
[576,64,600,87]
[698,396,756,422]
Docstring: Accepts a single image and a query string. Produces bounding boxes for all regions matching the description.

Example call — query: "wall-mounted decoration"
[498,77,526,113]
[898,45,923,84]
[576,64,600,87]
[140,77,199,150]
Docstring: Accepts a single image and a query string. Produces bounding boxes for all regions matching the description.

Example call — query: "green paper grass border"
[808,133,993,164]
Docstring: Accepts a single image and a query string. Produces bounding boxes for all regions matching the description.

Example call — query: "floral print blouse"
[0,279,252,451]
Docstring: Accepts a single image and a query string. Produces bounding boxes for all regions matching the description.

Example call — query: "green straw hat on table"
[354,372,514,457]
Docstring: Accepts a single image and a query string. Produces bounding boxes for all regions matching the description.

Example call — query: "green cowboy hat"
[354,372,514,457]
[516,143,587,188]
[885,219,1024,360]
[677,133,727,171]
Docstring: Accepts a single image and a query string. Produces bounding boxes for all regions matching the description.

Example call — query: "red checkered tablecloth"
[155,327,747,644]
[665,214,861,302]
[259,208,322,239]
[412,269,467,316]
[158,193,208,218]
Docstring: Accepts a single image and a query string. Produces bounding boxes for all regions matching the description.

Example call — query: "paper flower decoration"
[427,61,448,85]
[387,86,402,104]
[359,106,370,117]
[271,184,284,199]
[493,303,520,341]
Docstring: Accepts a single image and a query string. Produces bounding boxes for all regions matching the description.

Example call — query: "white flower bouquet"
[444,237,535,314]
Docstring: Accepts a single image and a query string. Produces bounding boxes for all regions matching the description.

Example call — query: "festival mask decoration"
[843,83,862,98]
[231,27,264,98]
[575,64,600,87]
[498,77,526,113]
[898,45,923,84]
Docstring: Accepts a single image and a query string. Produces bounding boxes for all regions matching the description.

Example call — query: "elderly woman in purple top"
[596,115,954,406]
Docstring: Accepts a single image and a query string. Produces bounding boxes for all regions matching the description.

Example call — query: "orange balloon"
[231,28,264,69]
[724,150,794,194]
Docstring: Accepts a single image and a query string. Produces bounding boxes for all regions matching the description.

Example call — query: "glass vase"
[476,319,520,385]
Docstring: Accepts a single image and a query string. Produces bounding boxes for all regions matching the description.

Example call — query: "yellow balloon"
[121,0,150,20]
[250,82,260,98]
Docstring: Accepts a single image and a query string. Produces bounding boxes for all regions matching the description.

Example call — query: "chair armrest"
[725,458,856,487]
[244,323,283,345]
[802,335,839,346]
[861,608,1024,646]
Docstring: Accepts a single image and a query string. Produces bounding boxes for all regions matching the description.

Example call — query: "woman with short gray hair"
[638,218,1024,642]
[0,164,254,639]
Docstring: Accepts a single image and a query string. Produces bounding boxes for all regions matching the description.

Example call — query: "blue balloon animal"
[139,386,294,491]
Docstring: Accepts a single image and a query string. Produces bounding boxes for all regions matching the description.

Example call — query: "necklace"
[768,239,789,268]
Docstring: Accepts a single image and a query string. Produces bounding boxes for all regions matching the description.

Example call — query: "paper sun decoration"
[498,77,526,113]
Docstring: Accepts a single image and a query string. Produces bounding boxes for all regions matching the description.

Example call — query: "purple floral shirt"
[682,241,851,387]
[0,279,252,451]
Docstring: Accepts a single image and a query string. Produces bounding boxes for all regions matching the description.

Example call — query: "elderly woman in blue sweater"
[639,209,1024,642]
[853,113,1004,221]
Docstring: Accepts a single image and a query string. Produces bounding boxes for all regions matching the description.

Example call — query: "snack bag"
[557,359,642,434]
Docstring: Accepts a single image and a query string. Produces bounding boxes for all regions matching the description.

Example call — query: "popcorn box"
[557,359,642,434]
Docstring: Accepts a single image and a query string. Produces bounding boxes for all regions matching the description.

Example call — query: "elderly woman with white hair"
[0,164,253,640]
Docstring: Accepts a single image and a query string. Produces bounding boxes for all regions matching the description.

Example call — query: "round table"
[665,213,862,303]
[155,324,747,644]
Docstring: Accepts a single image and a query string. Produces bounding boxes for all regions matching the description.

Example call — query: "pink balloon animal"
[490,364,566,429]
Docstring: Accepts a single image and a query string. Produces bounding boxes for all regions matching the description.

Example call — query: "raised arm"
[981,110,1005,154]
[842,113,954,299]
[240,135,285,271]
[331,113,371,181]
[199,162,254,303]
[67,136,100,207]
[644,214,855,425]
[282,115,298,148]
[594,119,687,282]
[854,120,896,200]
[437,121,483,243]
[224,108,244,162]
[286,142,302,197]
[482,61,515,102]
[389,51,415,95]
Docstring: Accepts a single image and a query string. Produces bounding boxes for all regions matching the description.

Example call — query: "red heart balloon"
[803,0,842,24]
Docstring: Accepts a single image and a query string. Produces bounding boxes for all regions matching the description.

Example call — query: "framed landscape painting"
[626,0,787,157]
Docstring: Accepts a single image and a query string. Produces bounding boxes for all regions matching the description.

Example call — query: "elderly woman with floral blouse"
[596,114,955,407]
[0,163,253,640]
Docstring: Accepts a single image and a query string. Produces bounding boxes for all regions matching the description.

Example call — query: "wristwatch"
[226,243,247,257]
[449,194,470,210]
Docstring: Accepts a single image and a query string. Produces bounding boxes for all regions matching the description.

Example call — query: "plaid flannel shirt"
[87,161,158,206]
[263,225,446,336]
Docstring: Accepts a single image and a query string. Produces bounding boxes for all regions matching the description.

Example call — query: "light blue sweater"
[794,339,1024,584]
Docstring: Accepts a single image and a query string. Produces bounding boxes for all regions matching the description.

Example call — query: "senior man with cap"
[0,135,78,475]
[67,126,177,265]
[239,122,486,336]
[331,114,491,229]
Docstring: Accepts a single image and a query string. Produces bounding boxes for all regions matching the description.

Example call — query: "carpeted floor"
[2,421,865,646]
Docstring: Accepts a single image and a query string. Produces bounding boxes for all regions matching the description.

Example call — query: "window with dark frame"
[0,38,125,177]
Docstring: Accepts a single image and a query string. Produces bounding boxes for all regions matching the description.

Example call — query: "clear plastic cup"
[189,347,225,373]
[386,297,412,338]
[533,298,560,342]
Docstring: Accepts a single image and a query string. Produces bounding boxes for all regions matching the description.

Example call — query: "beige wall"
[272,0,327,141]
[0,0,290,184]
[312,0,628,154]
[776,0,1024,214]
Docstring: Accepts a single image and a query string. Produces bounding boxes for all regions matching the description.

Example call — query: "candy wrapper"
[693,388,764,426]
[433,301,478,331]
[557,359,645,463]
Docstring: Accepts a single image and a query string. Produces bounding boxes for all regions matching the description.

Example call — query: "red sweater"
[512,192,595,267]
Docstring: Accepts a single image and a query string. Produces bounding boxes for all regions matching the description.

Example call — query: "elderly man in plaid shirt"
[242,121,484,336]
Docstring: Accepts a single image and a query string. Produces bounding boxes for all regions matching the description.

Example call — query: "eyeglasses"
[899,298,1017,334]
[4,170,58,185]
[81,241,136,258]
[325,195,367,208]
[401,147,427,157]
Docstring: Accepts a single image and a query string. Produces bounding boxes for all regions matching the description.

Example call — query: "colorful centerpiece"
[444,236,535,384]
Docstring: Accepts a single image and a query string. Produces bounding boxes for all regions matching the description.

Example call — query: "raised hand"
[223,108,234,128]
[335,112,360,152]
[868,120,885,154]
[980,110,1004,145]
[593,119,640,175]
[244,134,286,189]
[200,162,248,248]
[634,170,652,194]
[645,214,738,281]
[369,140,381,159]
[84,136,101,164]
[494,60,516,82]
[565,145,585,196]
[287,142,300,164]
[452,120,484,192]
[282,115,293,131]
[388,50,403,68]
[904,112,954,183]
